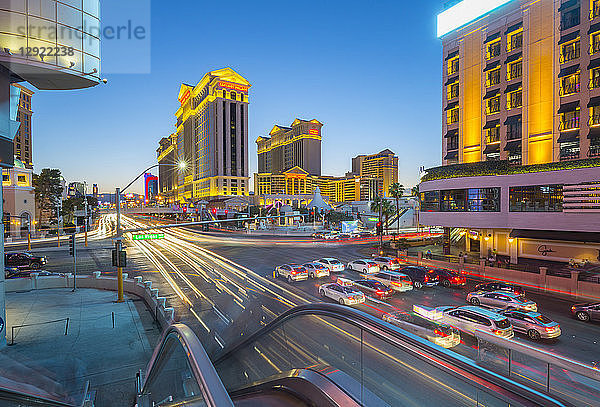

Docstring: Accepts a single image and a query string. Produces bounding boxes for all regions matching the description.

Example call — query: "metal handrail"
[213,303,567,407]
[139,323,233,407]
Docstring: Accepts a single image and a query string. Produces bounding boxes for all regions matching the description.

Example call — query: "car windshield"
[495,318,511,329]
[330,260,341,264]
[341,287,358,294]
[534,315,553,324]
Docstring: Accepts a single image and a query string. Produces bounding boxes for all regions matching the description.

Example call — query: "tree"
[62,196,98,225]
[411,185,419,197]
[370,196,395,235]
[388,182,404,234]
[33,169,63,228]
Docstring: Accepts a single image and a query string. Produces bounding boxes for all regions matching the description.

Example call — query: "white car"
[383,312,461,348]
[371,256,402,271]
[274,264,308,283]
[302,262,330,279]
[369,271,413,292]
[316,258,345,273]
[319,282,366,305]
[347,259,380,274]
[466,291,538,312]
[323,232,339,240]
[414,304,514,338]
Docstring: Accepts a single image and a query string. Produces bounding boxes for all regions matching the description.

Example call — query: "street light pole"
[84,181,88,247]
[379,196,383,254]
[115,187,124,302]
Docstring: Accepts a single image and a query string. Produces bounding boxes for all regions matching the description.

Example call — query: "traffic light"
[211,207,217,215]
[112,249,127,267]
[69,234,75,256]
[376,222,383,236]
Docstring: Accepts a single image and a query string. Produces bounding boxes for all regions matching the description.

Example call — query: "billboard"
[341,220,359,234]
[437,0,515,37]
[144,173,158,202]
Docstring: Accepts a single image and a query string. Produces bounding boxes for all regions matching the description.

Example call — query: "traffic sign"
[132,233,165,241]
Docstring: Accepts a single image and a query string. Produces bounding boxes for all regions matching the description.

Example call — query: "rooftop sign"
[437,0,515,37]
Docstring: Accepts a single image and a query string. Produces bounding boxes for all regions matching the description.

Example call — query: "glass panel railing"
[213,304,565,407]
[476,330,600,407]
[137,324,233,407]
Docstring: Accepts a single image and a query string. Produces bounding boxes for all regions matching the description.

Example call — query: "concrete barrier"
[5,273,176,329]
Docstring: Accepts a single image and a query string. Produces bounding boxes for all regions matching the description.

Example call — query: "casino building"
[419,0,600,264]
[157,68,251,202]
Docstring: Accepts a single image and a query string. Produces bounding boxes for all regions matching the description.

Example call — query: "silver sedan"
[498,309,561,340]
[466,290,537,312]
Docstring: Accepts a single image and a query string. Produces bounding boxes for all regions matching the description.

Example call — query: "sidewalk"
[1,288,161,406]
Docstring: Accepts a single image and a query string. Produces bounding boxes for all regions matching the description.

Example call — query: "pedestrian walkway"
[1,288,161,406]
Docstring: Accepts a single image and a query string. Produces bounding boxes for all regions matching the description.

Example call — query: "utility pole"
[69,233,76,291]
[379,196,383,254]
[84,181,88,247]
[115,187,124,302]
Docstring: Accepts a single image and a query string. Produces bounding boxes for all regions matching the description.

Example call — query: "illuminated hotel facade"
[351,149,399,197]
[419,0,600,264]
[157,68,251,202]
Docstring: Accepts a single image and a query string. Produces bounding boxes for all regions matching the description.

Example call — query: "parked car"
[467,290,537,312]
[414,304,514,338]
[498,309,561,340]
[5,252,47,269]
[274,264,308,283]
[319,282,366,305]
[323,232,340,240]
[571,302,600,322]
[475,281,524,296]
[369,271,413,292]
[302,262,330,279]
[311,232,324,239]
[435,268,467,288]
[371,256,402,271]
[352,279,394,300]
[347,259,380,274]
[383,311,461,348]
[399,266,439,289]
[315,258,345,273]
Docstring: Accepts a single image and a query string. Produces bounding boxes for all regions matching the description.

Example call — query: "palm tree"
[388,183,404,234]
[370,196,395,235]
[411,185,419,197]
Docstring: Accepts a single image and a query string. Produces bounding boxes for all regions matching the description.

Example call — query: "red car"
[435,268,467,288]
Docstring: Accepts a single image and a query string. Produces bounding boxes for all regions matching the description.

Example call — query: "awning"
[557,101,580,113]
[504,140,522,151]
[588,58,600,70]
[557,131,579,143]
[509,229,600,244]
[587,96,600,107]
[505,115,522,125]
[483,119,500,130]
[505,52,522,64]
[558,0,578,12]
[444,129,458,138]
[483,88,500,100]
[504,82,522,93]
[445,101,458,111]
[445,76,459,86]
[444,151,458,160]
[483,144,500,154]
[588,126,600,139]
[505,22,523,35]
[558,64,580,78]
[483,60,501,72]
[484,31,501,44]
[589,22,600,34]
[445,50,459,61]
[557,30,580,45]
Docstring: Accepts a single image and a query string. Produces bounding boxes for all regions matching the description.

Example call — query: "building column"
[0,66,10,348]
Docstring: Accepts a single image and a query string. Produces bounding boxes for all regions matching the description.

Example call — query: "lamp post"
[115,162,186,302]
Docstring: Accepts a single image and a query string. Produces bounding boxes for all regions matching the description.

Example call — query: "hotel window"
[486,96,501,114]
[590,67,600,88]
[507,89,522,110]
[559,109,580,130]
[17,175,27,185]
[222,90,226,98]
[590,136,600,157]
[592,0,600,19]
[590,105,600,126]
[447,107,459,124]
[591,32,600,55]
[507,30,523,52]
[560,72,580,96]
[486,68,501,87]
[420,191,440,212]
[560,140,580,160]
[467,188,500,212]
[507,117,522,140]
[560,40,580,63]
[447,82,459,100]
[506,60,522,81]
[509,185,563,212]
[441,189,467,212]
[486,40,501,60]
[486,126,500,144]
[231,91,236,101]
[447,135,458,151]
[447,57,459,75]
[561,7,580,30]
[2,174,8,183]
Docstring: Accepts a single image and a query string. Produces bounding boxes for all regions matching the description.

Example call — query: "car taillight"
[571,306,576,311]
[424,275,429,282]
[291,271,298,275]
[545,326,558,332]
[492,329,506,335]
[434,329,448,337]
[376,290,384,294]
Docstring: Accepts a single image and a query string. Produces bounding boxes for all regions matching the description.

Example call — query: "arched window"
[222,90,226,98]
[231,92,236,101]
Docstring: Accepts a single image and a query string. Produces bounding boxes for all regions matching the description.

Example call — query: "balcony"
[591,1,600,19]
[486,43,501,60]
[560,79,580,96]
[559,116,580,131]
[447,110,459,124]
[507,64,522,81]
[447,60,459,76]
[589,75,600,89]
[589,112,600,126]
[486,132,500,144]
[506,33,523,52]
[485,99,501,115]
[560,44,580,63]
[590,40,600,55]
[486,71,501,87]
[507,92,522,110]
[447,86,459,100]
[447,141,459,150]
[561,10,580,30]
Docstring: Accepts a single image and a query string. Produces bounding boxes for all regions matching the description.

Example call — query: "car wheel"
[31,263,40,270]
[442,280,451,288]
[339,298,346,305]
[348,264,353,270]
[527,329,541,341]
[319,290,325,298]
[310,272,315,279]
[287,275,293,283]
[414,281,423,289]
[470,297,480,306]
[383,266,388,270]
[576,311,590,322]
[274,271,279,278]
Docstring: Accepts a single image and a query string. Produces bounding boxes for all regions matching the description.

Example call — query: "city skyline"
[30,0,444,193]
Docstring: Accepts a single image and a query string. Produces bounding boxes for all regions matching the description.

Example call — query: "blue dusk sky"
[31,0,444,194]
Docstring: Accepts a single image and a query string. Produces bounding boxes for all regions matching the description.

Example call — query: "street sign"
[131,233,165,241]
[368,217,379,221]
